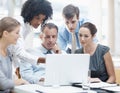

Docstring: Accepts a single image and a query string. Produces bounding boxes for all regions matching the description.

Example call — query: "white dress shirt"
[8,16,39,68]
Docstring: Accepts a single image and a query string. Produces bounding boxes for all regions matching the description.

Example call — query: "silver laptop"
[44,54,90,86]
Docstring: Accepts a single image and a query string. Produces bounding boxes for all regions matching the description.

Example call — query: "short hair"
[62,4,79,20]
[0,17,20,38]
[41,23,58,33]
[80,22,97,36]
[21,0,53,24]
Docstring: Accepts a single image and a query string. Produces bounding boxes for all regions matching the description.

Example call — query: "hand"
[15,67,21,79]
[37,57,46,64]
[52,43,61,54]
[90,78,102,83]
[39,78,44,82]
[15,78,29,85]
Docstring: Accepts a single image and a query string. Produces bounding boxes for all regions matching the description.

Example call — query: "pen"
[35,90,44,93]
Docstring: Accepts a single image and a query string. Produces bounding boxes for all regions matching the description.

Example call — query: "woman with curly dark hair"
[21,0,53,27]
[8,0,53,67]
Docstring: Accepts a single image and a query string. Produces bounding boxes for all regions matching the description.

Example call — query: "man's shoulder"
[26,47,41,55]
[26,46,46,57]
[58,28,69,42]
[79,17,90,24]
[58,24,66,32]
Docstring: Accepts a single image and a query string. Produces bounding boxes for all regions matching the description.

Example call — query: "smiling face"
[79,27,94,47]
[0,17,20,45]
[41,27,58,50]
[30,14,46,28]
[64,15,78,33]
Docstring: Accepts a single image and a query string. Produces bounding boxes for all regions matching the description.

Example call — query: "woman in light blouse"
[0,17,29,93]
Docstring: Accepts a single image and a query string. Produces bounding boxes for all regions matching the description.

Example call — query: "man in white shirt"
[19,23,65,84]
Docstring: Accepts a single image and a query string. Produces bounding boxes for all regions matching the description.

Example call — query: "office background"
[0,0,120,58]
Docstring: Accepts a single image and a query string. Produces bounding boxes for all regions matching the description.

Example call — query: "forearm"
[106,76,116,83]
[20,63,44,84]
[0,79,14,90]
[21,74,41,84]
[0,71,14,90]
[11,38,38,65]
[14,46,45,64]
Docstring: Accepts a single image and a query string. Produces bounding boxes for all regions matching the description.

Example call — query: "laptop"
[44,54,90,86]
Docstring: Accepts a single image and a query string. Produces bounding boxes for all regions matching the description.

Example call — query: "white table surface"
[14,84,97,93]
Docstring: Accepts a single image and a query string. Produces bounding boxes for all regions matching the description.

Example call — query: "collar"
[40,44,53,54]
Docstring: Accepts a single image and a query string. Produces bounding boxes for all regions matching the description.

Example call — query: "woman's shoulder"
[97,44,110,55]
[98,44,109,50]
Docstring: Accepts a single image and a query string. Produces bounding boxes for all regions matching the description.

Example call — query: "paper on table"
[14,84,97,93]
[89,82,117,88]
[102,86,120,92]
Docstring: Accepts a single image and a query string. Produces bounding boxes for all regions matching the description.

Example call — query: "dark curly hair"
[21,0,53,25]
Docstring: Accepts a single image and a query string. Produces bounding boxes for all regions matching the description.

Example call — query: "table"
[13,84,120,93]
[13,84,96,93]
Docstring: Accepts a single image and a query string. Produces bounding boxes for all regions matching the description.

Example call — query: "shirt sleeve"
[101,45,110,56]
[20,62,44,84]
[9,36,39,66]
[0,70,14,90]
[57,26,68,51]
[11,16,39,65]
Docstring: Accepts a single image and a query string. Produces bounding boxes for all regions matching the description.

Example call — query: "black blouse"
[75,44,110,82]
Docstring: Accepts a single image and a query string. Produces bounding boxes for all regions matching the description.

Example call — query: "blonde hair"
[0,17,20,38]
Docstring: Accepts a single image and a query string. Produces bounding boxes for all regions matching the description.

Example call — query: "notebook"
[44,54,90,86]
[72,82,118,89]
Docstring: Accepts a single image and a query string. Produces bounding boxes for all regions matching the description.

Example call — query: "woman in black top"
[75,22,116,83]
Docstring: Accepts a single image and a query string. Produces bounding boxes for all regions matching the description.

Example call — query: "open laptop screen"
[44,54,90,86]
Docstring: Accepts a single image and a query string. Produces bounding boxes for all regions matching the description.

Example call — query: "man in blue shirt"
[57,4,94,53]
[19,23,66,84]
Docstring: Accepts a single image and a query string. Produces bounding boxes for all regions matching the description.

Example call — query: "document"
[14,84,97,93]
[89,82,117,88]
[72,82,118,89]
[102,86,120,92]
